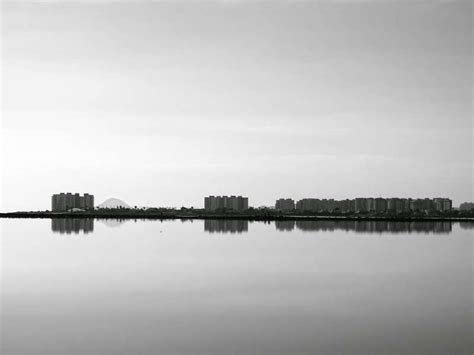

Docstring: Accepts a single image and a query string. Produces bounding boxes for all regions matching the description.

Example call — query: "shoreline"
[1,212,473,222]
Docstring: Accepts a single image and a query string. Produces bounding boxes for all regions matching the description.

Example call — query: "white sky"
[1,0,472,210]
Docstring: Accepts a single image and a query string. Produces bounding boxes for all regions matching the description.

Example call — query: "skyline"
[49,191,459,211]
[9,192,472,212]
[1,0,473,211]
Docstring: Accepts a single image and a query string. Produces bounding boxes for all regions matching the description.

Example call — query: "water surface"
[1,219,473,355]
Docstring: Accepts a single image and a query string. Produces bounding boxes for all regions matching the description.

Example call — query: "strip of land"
[0,211,473,222]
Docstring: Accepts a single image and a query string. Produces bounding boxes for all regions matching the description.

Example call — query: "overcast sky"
[1,0,472,211]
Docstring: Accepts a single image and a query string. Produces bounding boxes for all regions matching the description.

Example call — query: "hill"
[97,198,131,209]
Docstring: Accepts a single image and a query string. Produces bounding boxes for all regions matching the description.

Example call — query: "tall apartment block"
[52,193,94,212]
[204,196,249,211]
[275,198,295,211]
[433,198,452,211]
[387,198,409,213]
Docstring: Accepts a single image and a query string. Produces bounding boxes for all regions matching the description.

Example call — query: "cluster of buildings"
[52,193,94,212]
[48,192,457,214]
[275,197,452,213]
[203,196,454,213]
[204,196,248,211]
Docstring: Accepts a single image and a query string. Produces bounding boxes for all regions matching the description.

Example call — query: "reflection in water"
[51,218,94,234]
[274,220,295,231]
[49,218,466,235]
[459,221,474,230]
[4,218,472,355]
[276,220,452,234]
[204,219,248,234]
[99,218,129,228]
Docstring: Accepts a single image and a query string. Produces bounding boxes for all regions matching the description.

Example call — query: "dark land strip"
[1,211,473,222]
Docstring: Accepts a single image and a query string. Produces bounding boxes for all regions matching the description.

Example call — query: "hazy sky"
[1,0,472,211]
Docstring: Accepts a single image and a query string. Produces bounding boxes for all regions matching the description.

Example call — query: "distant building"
[338,199,355,213]
[459,202,474,211]
[52,193,94,212]
[84,193,94,210]
[293,196,452,214]
[275,198,295,211]
[204,196,248,211]
[410,198,430,212]
[366,198,375,212]
[433,198,452,212]
[296,198,318,212]
[387,198,403,213]
[374,198,387,213]
[354,198,369,213]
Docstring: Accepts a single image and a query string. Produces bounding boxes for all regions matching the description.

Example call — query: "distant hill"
[97,198,131,209]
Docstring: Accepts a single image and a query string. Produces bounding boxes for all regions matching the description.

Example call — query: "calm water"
[1,219,473,355]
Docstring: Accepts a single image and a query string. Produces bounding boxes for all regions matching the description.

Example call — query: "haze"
[1,0,472,211]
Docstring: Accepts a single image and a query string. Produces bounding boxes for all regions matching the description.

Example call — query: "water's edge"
[1,212,474,223]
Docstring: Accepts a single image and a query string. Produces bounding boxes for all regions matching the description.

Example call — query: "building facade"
[204,196,249,212]
[354,198,368,213]
[459,202,474,211]
[52,193,94,212]
[275,198,295,211]
[295,198,355,213]
[433,198,452,212]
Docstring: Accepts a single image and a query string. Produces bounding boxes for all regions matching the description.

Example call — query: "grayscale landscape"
[1,0,472,354]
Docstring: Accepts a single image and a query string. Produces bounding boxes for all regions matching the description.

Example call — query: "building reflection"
[459,222,474,230]
[275,220,296,231]
[51,218,94,234]
[204,219,248,234]
[276,220,452,234]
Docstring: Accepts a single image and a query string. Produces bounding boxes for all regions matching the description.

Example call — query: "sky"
[0,0,472,211]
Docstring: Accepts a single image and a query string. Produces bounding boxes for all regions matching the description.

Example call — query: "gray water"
[1,219,473,355]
